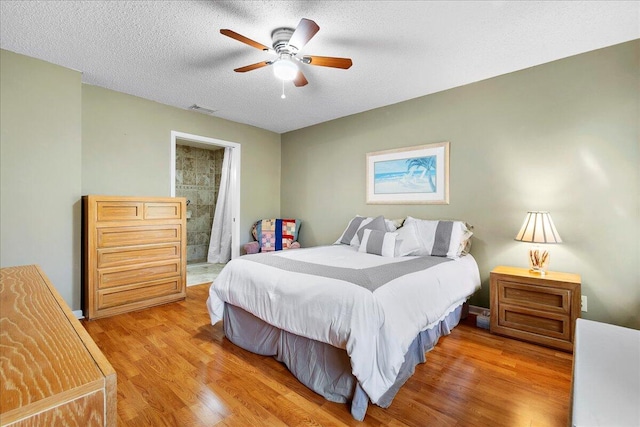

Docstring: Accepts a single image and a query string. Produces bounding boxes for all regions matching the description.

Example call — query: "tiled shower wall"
[175,144,224,264]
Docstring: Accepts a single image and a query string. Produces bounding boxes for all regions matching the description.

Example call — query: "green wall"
[82,85,281,247]
[1,49,82,309]
[281,40,640,329]
[1,49,281,312]
[2,41,638,328]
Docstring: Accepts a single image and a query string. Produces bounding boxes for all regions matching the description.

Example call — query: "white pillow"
[384,219,401,232]
[386,217,406,231]
[403,216,473,259]
[395,221,423,256]
[358,229,398,257]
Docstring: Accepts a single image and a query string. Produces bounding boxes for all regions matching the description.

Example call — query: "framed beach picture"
[366,142,450,204]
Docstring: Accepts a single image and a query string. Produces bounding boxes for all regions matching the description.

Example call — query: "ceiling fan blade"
[288,18,320,50]
[220,29,271,51]
[293,71,308,87]
[234,61,271,73]
[303,56,353,69]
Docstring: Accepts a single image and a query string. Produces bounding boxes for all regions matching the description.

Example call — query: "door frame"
[170,130,241,260]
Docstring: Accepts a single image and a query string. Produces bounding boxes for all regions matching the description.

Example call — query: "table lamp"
[514,211,562,274]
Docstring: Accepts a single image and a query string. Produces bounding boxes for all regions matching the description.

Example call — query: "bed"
[207,216,481,420]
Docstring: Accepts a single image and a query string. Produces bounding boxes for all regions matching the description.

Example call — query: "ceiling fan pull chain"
[281,80,286,99]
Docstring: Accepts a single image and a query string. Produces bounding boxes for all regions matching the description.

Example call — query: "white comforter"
[207,245,480,404]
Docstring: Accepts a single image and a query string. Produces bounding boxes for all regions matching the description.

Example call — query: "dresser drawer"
[97,260,181,289]
[497,280,570,315]
[96,224,182,248]
[144,202,182,220]
[97,278,182,310]
[97,201,144,222]
[97,243,181,268]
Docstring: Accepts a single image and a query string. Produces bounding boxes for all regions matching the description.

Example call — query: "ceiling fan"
[220,18,352,88]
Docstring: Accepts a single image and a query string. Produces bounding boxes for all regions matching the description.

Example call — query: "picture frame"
[366,141,450,204]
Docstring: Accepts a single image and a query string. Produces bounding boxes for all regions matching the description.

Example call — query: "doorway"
[170,131,241,268]
[175,144,223,263]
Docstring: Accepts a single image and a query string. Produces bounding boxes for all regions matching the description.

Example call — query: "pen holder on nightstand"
[528,247,550,274]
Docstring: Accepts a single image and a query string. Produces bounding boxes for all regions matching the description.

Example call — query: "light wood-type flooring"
[82,284,573,426]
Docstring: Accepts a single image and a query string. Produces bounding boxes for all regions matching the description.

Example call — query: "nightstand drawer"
[497,280,570,314]
[498,304,570,341]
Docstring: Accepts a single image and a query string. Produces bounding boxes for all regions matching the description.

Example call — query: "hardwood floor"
[82,284,573,426]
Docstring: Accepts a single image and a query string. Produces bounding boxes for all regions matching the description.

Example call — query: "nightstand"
[490,266,581,352]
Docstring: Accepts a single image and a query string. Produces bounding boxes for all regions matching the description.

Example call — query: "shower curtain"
[207,147,232,263]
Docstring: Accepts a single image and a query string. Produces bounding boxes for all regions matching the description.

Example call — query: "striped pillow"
[335,215,387,247]
[402,217,473,259]
[358,229,398,257]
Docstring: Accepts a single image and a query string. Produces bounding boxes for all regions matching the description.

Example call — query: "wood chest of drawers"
[1,265,116,426]
[490,266,581,352]
[83,195,187,320]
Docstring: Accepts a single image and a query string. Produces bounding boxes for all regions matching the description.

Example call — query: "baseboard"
[468,305,489,316]
[73,310,84,320]
[187,281,213,287]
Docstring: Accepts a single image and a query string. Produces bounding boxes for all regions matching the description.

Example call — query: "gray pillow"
[338,216,367,245]
[356,215,387,244]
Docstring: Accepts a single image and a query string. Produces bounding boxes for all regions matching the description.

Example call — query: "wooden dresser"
[83,195,187,320]
[0,265,116,426]
[490,265,581,352]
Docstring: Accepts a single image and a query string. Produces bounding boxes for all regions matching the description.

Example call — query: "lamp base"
[528,247,550,274]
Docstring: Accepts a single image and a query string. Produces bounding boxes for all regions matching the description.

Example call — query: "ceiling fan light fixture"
[221,18,352,88]
[273,58,298,81]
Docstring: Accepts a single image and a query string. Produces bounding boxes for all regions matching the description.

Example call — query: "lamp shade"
[273,58,298,81]
[514,211,562,244]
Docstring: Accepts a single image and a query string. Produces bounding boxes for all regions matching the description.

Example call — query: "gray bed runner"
[243,252,450,292]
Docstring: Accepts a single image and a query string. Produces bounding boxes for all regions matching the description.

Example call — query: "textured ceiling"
[1,1,638,134]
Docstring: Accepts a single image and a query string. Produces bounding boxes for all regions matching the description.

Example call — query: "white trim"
[468,305,490,316]
[73,310,84,320]
[170,131,241,260]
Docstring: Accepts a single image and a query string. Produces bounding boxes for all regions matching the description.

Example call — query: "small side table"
[490,266,581,352]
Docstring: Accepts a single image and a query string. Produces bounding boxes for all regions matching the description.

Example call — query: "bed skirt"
[223,303,462,421]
